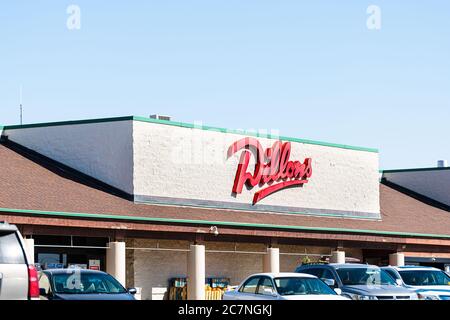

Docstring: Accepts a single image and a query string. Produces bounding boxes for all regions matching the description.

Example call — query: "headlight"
[418,293,440,300]
[410,293,419,300]
[355,295,378,300]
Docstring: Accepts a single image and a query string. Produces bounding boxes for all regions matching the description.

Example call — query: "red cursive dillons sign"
[228,137,312,205]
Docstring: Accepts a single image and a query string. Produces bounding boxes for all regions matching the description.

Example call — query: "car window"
[257,277,275,295]
[0,231,26,264]
[320,269,337,286]
[336,268,396,286]
[51,271,127,294]
[384,269,400,280]
[321,269,335,281]
[399,270,450,286]
[39,273,52,295]
[302,268,323,278]
[239,277,260,294]
[274,277,336,296]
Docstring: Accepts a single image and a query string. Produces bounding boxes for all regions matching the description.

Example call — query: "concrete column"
[389,253,405,267]
[263,248,280,273]
[106,242,126,287]
[187,244,206,300]
[23,238,35,265]
[330,251,346,264]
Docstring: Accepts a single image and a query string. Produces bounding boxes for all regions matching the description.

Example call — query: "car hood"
[413,286,450,297]
[413,285,450,291]
[281,295,349,301]
[342,285,414,296]
[53,293,135,300]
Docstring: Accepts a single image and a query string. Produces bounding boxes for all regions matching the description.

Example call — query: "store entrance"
[362,249,392,266]
[33,235,108,271]
[405,257,450,271]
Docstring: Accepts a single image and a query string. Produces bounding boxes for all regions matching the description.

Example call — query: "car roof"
[0,221,18,232]
[42,268,107,275]
[329,263,379,269]
[248,272,317,279]
[383,265,442,272]
[300,263,378,269]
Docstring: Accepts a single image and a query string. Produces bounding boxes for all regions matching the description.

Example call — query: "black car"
[38,269,137,300]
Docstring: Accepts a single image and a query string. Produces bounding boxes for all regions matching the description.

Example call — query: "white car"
[223,273,349,300]
[382,266,450,300]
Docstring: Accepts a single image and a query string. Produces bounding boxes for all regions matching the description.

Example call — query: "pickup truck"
[0,221,39,300]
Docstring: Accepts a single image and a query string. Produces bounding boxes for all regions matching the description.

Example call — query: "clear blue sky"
[1,1,449,169]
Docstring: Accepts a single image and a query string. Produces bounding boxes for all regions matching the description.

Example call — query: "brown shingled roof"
[1,142,449,237]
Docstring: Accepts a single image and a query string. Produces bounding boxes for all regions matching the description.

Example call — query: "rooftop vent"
[150,114,171,121]
[437,160,448,168]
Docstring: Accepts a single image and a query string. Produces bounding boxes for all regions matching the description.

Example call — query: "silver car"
[382,266,450,300]
[0,221,39,300]
[296,263,418,300]
[223,273,349,300]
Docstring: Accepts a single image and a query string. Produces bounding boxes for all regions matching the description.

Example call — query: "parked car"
[0,221,39,300]
[296,263,418,300]
[382,266,450,300]
[38,268,137,300]
[223,273,349,300]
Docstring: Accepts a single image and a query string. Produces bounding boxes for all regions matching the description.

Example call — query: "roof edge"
[382,167,450,174]
[1,207,450,240]
[3,116,134,130]
[3,115,379,153]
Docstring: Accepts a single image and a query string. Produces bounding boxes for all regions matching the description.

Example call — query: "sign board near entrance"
[89,260,101,271]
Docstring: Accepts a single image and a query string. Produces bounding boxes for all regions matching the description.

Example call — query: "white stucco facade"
[133,120,380,218]
[4,120,134,195]
[3,117,380,218]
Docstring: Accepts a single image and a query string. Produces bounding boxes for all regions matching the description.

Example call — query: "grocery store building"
[1,116,450,300]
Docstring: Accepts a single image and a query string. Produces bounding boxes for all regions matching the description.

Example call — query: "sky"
[0,1,449,169]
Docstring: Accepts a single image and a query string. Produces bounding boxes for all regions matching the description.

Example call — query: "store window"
[33,235,108,271]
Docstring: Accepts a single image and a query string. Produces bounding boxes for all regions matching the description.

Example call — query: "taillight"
[28,265,40,299]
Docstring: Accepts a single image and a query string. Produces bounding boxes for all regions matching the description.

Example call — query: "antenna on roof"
[19,85,23,125]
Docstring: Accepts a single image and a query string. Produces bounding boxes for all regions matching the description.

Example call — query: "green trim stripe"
[3,116,378,153]
[1,207,450,240]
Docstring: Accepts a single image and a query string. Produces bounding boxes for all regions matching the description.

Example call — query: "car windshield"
[51,270,127,294]
[399,270,450,286]
[336,267,396,286]
[274,277,336,296]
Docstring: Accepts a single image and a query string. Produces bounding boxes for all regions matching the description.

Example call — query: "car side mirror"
[128,288,137,295]
[334,288,342,295]
[323,278,336,287]
[395,279,403,286]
